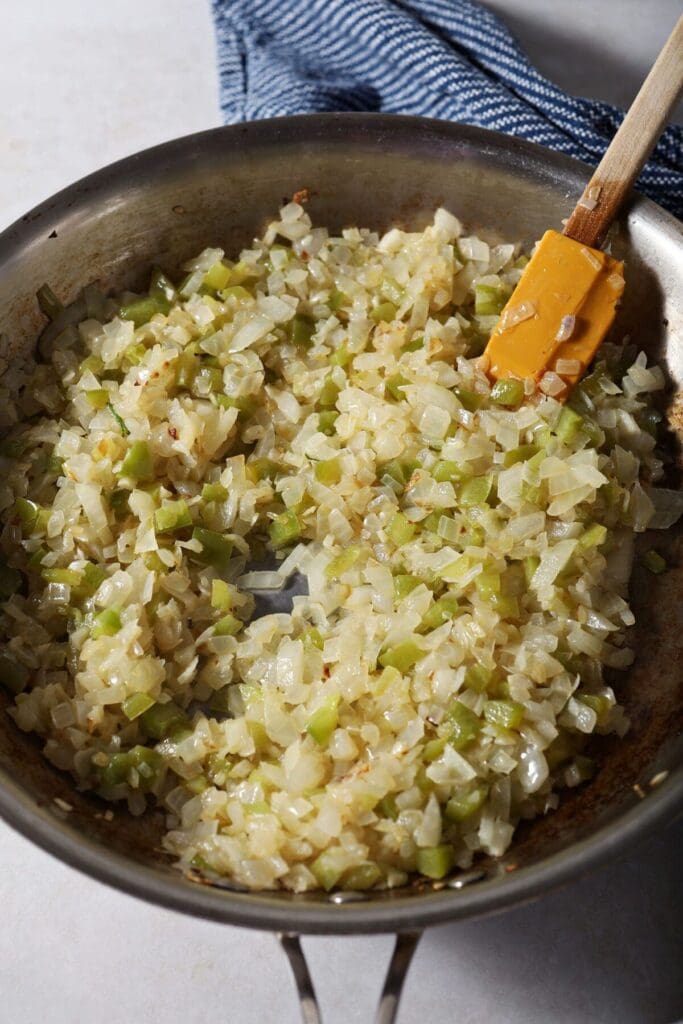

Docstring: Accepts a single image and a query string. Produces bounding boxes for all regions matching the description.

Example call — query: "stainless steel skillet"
[0,114,681,1022]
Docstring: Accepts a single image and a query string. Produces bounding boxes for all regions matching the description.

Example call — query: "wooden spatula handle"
[563,15,683,249]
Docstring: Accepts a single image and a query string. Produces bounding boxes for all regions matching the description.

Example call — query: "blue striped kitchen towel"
[212,0,683,219]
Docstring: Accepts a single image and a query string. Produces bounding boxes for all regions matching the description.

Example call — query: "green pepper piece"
[522,555,540,586]
[483,699,524,729]
[191,365,223,396]
[85,389,110,410]
[464,665,494,692]
[128,744,164,786]
[576,692,612,723]
[201,482,229,503]
[330,343,351,367]
[185,775,210,795]
[221,285,253,303]
[446,700,481,750]
[419,596,460,632]
[423,737,447,762]
[318,376,340,409]
[306,696,339,745]
[577,522,607,551]
[92,608,122,638]
[208,686,232,716]
[79,355,104,380]
[474,283,506,316]
[148,268,176,309]
[302,626,324,650]
[175,346,199,389]
[386,512,416,546]
[328,289,348,312]
[555,406,584,444]
[289,315,316,346]
[120,440,154,481]
[122,693,155,721]
[503,444,540,467]
[314,457,342,486]
[393,574,421,601]
[203,260,232,292]
[445,786,488,823]
[475,570,501,601]
[378,640,425,673]
[370,301,397,323]
[318,410,339,435]
[379,459,419,488]
[380,276,404,305]
[154,500,192,534]
[100,752,132,788]
[402,334,424,353]
[491,378,524,407]
[192,527,233,571]
[214,614,241,636]
[310,850,345,891]
[269,510,301,548]
[325,545,362,581]
[140,700,187,740]
[341,862,383,890]
[378,794,398,820]
[243,458,277,484]
[71,562,107,600]
[416,845,454,880]
[453,387,485,412]
[109,489,131,520]
[15,498,49,534]
[459,475,492,507]
[385,374,409,401]
[211,579,233,611]
[432,459,469,483]
[118,296,165,327]
[42,567,82,587]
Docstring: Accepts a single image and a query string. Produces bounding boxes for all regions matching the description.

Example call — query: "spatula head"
[484,230,624,398]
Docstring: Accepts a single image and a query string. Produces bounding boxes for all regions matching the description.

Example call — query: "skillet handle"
[278,930,422,1024]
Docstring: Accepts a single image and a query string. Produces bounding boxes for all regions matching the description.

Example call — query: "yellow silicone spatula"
[484,15,683,399]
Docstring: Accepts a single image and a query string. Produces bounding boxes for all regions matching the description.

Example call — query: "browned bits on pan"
[172,205,185,215]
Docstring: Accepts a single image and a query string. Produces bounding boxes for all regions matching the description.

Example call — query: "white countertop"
[0,3,681,1022]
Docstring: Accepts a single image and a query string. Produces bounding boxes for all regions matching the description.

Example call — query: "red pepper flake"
[292,188,310,205]
[168,426,178,439]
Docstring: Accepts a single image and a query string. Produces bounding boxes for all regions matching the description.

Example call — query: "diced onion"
[554,315,576,343]
[580,248,602,270]
[499,301,536,331]
[238,571,286,590]
[539,371,566,396]
[554,358,581,376]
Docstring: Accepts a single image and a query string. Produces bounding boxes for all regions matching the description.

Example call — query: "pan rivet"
[328,890,370,904]
[446,868,487,890]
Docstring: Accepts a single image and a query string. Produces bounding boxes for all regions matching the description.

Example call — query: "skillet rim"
[0,113,680,934]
